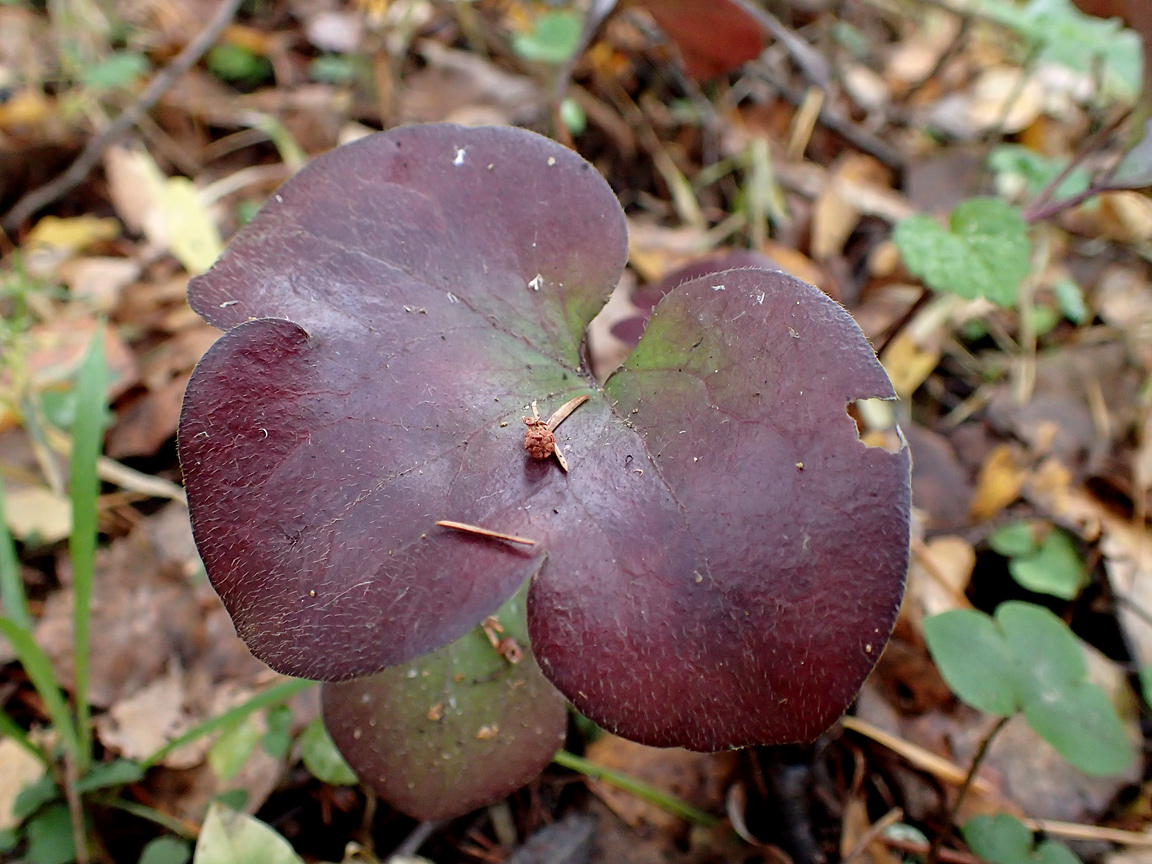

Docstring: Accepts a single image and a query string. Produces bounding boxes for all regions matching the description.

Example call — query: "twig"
[874,288,931,358]
[842,807,904,864]
[546,394,590,432]
[435,521,537,546]
[925,715,1010,864]
[1,0,244,232]
[728,0,831,88]
[1021,818,1152,848]
[1023,109,1131,220]
[840,716,998,794]
[64,755,90,864]
[753,63,904,169]
[1024,173,1119,225]
[390,820,441,859]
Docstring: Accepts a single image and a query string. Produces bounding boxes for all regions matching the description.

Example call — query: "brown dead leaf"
[905,424,974,531]
[584,735,735,834]
[57,257,141,313]
[34,504,263,709]
[107,374,190,459]
[907,536,976,621]
[95,664,190,761]
[811,154,892,261]
[398,41,544,127]
[0,738,44,831]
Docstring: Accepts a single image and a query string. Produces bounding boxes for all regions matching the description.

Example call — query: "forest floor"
[2,0,1152,863]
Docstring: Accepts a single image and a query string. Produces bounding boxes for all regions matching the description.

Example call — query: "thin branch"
[753,63,904,169]
[925,715,1010,864]
[874,288,931,358]
[842,807,904,864]
[1023,109,1131,220]
[1,0,244,232]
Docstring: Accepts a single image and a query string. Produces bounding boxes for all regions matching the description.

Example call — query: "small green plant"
[923,601,1133,777]
[893,197,1032,307]
[963,813,1081,864]
[988,520,1088,600]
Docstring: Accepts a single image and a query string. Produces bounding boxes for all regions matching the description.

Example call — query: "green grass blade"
[69,326,107,774]
[141,678,315,770]
[552,750,720,828]
[0,617,81,761]
[0,704,50,765]
[88,794,199,839]
[0,476,31,630]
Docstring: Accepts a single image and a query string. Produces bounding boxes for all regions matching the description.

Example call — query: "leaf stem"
[70,326,107,775]
[552,749,720,828]
[924,715,1010,864]
[90,794,200,839]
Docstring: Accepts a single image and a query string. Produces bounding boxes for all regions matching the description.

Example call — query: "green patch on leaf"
[1053,279,1087,324]
[322,581,567,820]
[924,602,1133,776]
[208,716,262,782]
[260,705,293,759]
[206,44,272,85]
[894,197,1031,307]
[74,759,144,793]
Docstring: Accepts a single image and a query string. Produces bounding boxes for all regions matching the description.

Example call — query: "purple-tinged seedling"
[177,123,911,818]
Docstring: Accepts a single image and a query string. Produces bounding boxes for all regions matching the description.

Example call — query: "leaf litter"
[2,0,1152,860]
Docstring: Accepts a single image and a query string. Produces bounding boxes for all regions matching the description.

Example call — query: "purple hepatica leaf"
[611,250,780,349]
[179,123,910,751]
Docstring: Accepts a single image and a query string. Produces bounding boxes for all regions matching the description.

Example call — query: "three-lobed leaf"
[178,123,911,754]
[894,197,1031,307]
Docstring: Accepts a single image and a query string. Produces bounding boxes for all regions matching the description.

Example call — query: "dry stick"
[435,521,537,546]
[924,715,1011,864]
[1023,108,1132,221]
[874,288,931,358]
[62,757,89,864]
[753,63,904,169]
[1,0,244,233]
[842,807,904,864]
[727,0,831,88]
[546,394,590,433]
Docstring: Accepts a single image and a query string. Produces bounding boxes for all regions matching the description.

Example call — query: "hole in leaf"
[848,398,906,453]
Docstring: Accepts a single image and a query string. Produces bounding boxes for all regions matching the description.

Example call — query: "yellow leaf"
[881,331,940,400]
[25,215,120,254]
[159,177,223,275]
[970,444,1027,521]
